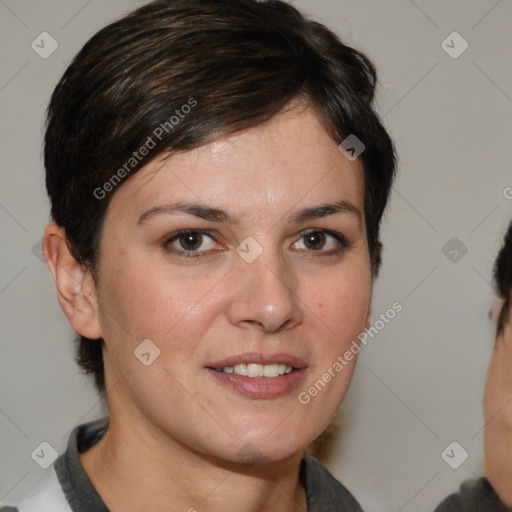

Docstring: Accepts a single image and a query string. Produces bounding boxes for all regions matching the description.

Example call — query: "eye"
[164,229,218,257]
[293,229,349,253]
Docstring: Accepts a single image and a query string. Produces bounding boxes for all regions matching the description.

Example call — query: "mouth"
[206,353,307,399]
[214,363,294,378]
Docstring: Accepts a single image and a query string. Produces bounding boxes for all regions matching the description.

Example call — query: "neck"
[80,411,307,512]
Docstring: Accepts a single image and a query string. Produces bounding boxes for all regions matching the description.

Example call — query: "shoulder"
[1,417,110,512]
[0,464,72,512]
[435,478,511,512]
[302,453,364,512]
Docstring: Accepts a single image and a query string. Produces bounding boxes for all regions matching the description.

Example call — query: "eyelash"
[163,229,350,259]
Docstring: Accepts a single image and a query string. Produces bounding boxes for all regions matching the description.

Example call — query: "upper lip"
[207,352,307,369]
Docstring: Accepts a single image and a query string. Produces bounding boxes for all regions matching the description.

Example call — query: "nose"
[225,250,303,333]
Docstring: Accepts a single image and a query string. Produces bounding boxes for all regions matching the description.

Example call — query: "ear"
[362,289,372,331]
[364,306,371,331]
[43,222,102,340]
[489,297,505,320]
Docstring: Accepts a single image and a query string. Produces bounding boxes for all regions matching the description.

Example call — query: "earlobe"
[43,222,103,340]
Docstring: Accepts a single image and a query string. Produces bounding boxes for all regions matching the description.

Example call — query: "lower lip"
[206,368,307,399]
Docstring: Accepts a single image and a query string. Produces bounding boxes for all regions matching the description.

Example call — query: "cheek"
[97,261,188,340]
[308,267,371,337]
[484,352,512,429]
[96,256,226,361]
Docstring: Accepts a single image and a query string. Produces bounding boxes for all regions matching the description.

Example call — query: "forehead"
[108,105,365,223]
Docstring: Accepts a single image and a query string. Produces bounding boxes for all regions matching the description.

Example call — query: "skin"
[484,298,512,505]
[43,104,372,511]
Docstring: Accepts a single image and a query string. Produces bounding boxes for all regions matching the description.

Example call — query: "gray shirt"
[1,417,363,511]
[434,478,511,512]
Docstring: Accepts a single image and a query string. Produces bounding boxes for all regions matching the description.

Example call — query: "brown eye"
[303,231,327,250]
[164,230,218,257]
[178,232,204,251]
[292,229,349,254]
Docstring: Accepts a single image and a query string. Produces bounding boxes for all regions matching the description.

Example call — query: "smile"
[216,363,294,378]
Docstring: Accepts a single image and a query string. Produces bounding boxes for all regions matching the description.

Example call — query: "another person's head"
[484,219,512,504]
[494,221,512,337]
[43,0,396,464]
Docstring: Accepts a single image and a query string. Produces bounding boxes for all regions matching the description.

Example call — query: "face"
[484,298,512,499]
[91,104,372,464]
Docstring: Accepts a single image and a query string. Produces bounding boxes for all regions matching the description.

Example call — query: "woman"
[0,0,396,510]
[436,220,512,511]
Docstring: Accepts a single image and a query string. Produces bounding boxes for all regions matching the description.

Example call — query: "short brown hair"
[44,0,397,393]
[494,220,512,337]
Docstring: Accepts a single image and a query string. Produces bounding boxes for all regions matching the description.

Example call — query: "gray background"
[1,0,511,510]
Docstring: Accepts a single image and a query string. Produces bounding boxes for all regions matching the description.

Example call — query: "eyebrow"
[137,200,362,225]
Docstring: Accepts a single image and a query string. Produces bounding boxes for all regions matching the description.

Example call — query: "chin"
[226,428,315,466]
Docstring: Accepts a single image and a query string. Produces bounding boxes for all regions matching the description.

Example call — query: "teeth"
[247,363,264,378]
[219,363,295,378]
[233,363,247,376]
[263,364,278,377]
